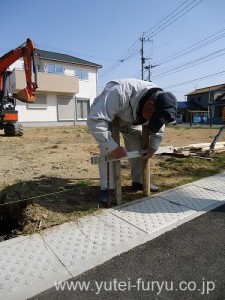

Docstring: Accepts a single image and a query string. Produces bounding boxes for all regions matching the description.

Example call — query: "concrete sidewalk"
[1,172,225,300]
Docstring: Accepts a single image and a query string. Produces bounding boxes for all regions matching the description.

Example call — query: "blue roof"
[177,101,199,109]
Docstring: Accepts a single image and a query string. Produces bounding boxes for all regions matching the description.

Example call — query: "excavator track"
[4,123,23,136]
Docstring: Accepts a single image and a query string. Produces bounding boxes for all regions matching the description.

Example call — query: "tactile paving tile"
[111,197,195,234]
[192,172,225,194]
[43,211,146,276]
[0,234,71,300]
[159,185,225,211]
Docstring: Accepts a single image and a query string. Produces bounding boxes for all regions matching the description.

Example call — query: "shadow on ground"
[0,175,146,241]
[0,176,100,239]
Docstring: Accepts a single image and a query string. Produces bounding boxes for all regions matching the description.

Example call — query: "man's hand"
[111,146,127,159]
[141,147,156,160]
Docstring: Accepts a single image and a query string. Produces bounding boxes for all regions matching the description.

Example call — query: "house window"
[21,63,39,72]
[75,70,88,80]
[27,94,47,109]
[76,98,90,120]
[47,64,64,75]
[197,96,201,102]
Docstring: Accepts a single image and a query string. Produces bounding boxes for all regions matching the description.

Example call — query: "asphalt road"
[30,204,225,300]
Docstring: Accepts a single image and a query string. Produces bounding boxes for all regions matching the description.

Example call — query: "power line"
[144,0,191,36]
[126,0,203,60]
[144,24,225,83]
[99,0,204,78]
[153,27,225,66]
[153,47,225,79]
[163,70,225,89]
[145,0,204,39]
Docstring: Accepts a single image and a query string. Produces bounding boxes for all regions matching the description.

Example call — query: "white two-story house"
[7,48,102,126]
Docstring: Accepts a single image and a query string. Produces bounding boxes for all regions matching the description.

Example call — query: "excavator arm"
[0,38,38,103]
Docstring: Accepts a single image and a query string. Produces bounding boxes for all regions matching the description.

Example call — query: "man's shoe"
[150,184,160,192]
[132,182,160,193]
[99,189,115,207]
[99,190,109,204]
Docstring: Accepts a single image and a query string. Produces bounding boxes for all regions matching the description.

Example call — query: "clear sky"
[1,0,225,101]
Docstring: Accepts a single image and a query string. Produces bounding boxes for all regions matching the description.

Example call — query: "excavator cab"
[0,38,38,136]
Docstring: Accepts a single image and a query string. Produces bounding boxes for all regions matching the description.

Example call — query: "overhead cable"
[100,0,204,78]
[163,70,225,89]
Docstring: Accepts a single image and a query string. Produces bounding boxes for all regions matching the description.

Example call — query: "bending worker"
[87,78,177,204]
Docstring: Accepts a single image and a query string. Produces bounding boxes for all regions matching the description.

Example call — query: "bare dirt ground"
[1,125,225,240]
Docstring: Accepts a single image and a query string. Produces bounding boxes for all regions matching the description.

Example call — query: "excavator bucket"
[13,88,36,103]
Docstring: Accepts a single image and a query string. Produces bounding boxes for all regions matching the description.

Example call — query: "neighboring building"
[7,49,102,126]
[177,101,200,123]
[185,84,225,124]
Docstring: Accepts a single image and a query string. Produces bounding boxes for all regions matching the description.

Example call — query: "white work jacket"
[87,78,164,152]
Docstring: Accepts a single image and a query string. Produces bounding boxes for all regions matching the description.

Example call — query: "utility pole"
[140,36,158,81]
[140,35,150,80]
[144,65,151,81]
[144,64,159,82]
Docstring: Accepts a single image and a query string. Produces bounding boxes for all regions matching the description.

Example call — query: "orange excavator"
[0,38,38,136]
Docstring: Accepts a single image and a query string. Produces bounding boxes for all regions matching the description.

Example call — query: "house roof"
[186,83,225,96]
[35,49,102,68]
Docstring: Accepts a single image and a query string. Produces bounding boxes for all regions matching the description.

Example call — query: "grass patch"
[155,153,225,189]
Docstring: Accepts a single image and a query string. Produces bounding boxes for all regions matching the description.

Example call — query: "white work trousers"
[99,124,144,190]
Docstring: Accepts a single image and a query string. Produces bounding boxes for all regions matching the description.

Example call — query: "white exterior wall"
[76,68,97,103]
[9,60,23,70]
[17,95,57,122]
[8,58,99,125]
